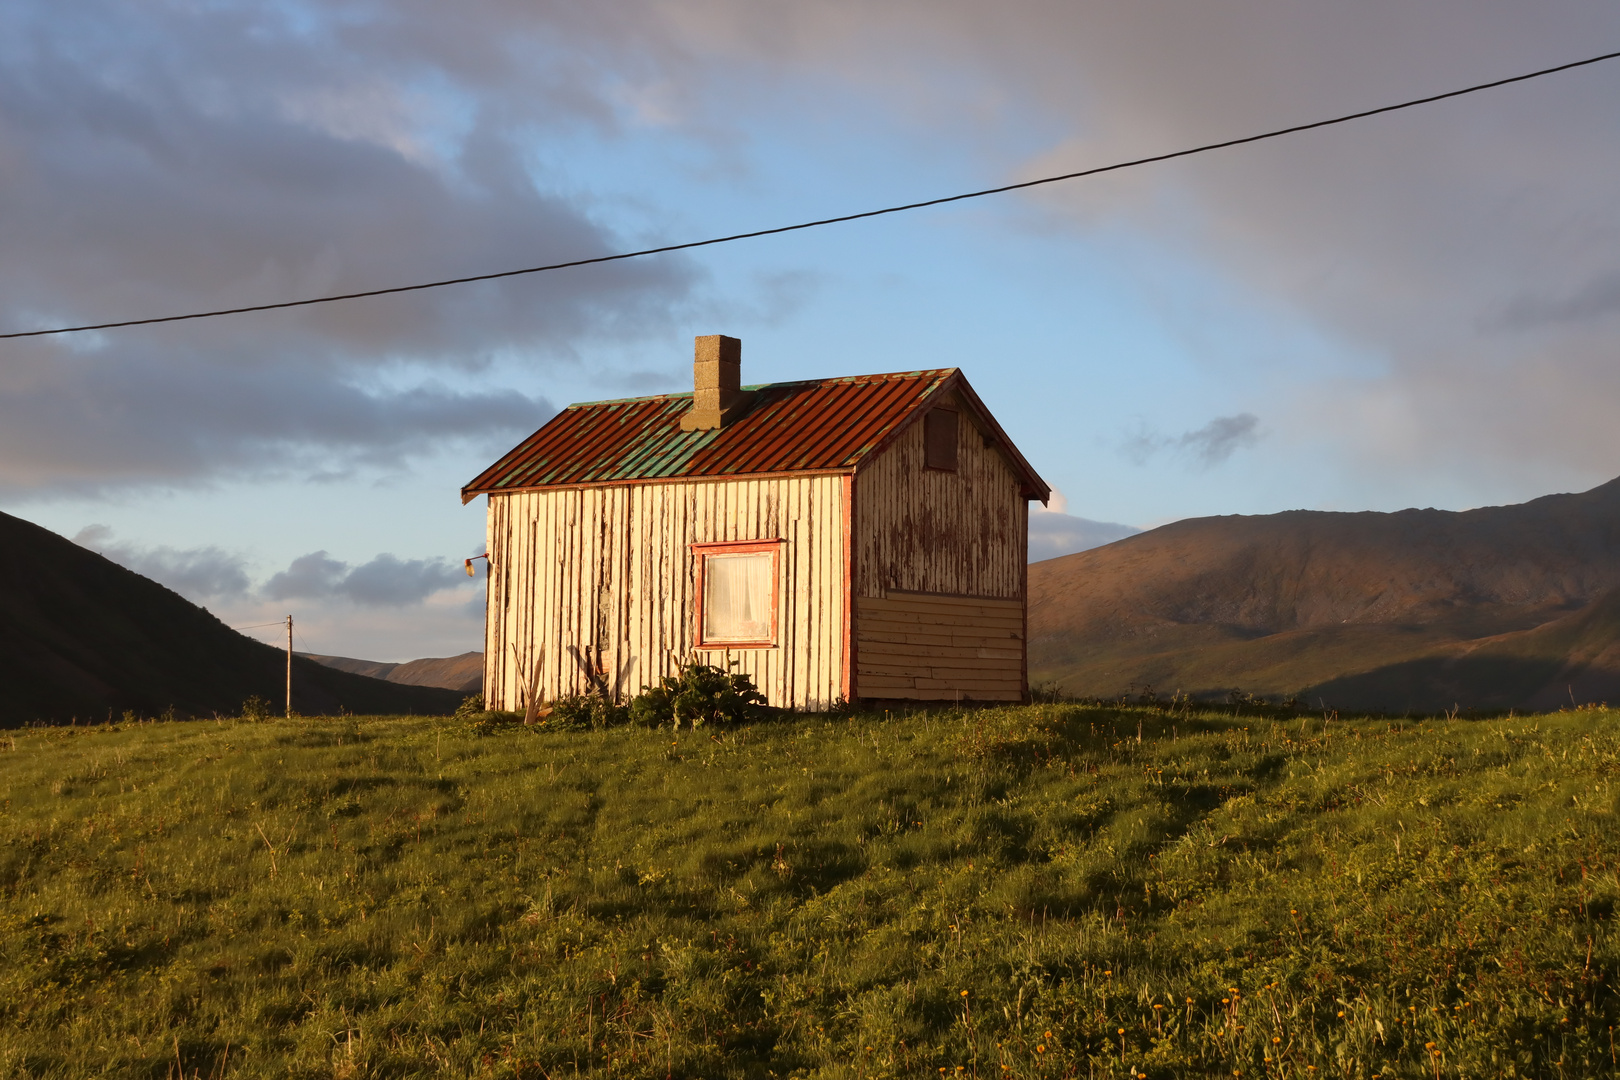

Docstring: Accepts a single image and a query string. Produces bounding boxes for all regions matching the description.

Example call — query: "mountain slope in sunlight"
[1029,476,1620,710]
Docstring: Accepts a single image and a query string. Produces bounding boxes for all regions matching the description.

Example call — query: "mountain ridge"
[302,651,483,693]
[1028,476,1620,710]
[0,510,463,725]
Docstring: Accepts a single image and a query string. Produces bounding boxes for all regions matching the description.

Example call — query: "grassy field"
[1,703,1617,1078]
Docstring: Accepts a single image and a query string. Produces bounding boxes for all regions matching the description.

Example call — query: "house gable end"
[854,371,1050,505]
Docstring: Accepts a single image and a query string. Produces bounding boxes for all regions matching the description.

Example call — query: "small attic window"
[924,408,958,471]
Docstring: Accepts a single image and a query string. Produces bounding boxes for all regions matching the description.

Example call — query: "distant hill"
[0,510,464,725]
[303,651,483,694]
[1028,476,1620,711]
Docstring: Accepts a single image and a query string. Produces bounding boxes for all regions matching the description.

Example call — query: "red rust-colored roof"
[462,368,1049,501]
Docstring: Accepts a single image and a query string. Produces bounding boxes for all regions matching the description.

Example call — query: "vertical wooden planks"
[853,399,1027,601]
[484,474,848,711]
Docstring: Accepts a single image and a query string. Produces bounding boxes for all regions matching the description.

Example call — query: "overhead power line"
[4,47,1618,341]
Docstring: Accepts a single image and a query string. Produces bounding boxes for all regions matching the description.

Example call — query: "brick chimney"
[679,334,750,431]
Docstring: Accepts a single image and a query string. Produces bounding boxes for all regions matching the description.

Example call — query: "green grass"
[2,704,1618,1078]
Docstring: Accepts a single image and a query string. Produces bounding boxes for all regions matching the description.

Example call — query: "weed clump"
[453,693,523,735]
[546,694,630,730]
[238,694,274,721]
[629,660,768,728]
[457,691,632,733]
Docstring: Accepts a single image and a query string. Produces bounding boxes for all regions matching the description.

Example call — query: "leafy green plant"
[452,692,524,735]
[629,660,768,727]
[546,694,629,730]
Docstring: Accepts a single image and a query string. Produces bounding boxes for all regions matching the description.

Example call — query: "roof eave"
[462,464,861,501]
[948,373,1052,504]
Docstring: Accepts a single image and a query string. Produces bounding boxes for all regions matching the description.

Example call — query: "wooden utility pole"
[285,615,293,719]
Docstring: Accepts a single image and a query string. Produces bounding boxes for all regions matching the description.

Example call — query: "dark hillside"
[0,510,462,725]
[1029,475,1620,709]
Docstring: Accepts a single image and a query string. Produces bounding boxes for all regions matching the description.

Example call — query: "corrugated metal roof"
[462,368,1050,500]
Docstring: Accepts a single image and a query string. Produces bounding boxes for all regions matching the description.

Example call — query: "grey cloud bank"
[0,0,701,496]
[8,0,1620,499]
[628,0,1620,489]
[266,551,469,608]
[78,528,471,611]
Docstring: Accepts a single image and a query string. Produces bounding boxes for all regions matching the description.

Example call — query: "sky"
[3,1,1620,661]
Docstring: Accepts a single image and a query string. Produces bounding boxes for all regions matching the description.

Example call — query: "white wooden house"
[462,335,1050,710]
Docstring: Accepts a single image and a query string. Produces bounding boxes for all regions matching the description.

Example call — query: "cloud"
[262,552,348,603]
[1181,414,1262,466]
[1028,512,1140,562]
[1026,488,1141,560]
[11,0,1620,505]
[73,524,252,601]
[75,527,469,610]
[73,526,483,658]
[607,0,1620,485]
[0,0,703,496]
[0,365,556,493]
[1123,413,1261,468]
[1494,271,1620,331]
[336,554,469,607]
[265,551,468,607]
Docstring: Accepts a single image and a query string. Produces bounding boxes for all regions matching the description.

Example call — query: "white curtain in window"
[703,552,775,642]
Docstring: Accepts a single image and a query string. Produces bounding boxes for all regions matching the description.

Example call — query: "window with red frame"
[693,541,780,647]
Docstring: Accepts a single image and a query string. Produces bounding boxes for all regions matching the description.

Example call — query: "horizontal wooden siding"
[856,592,1024,701]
